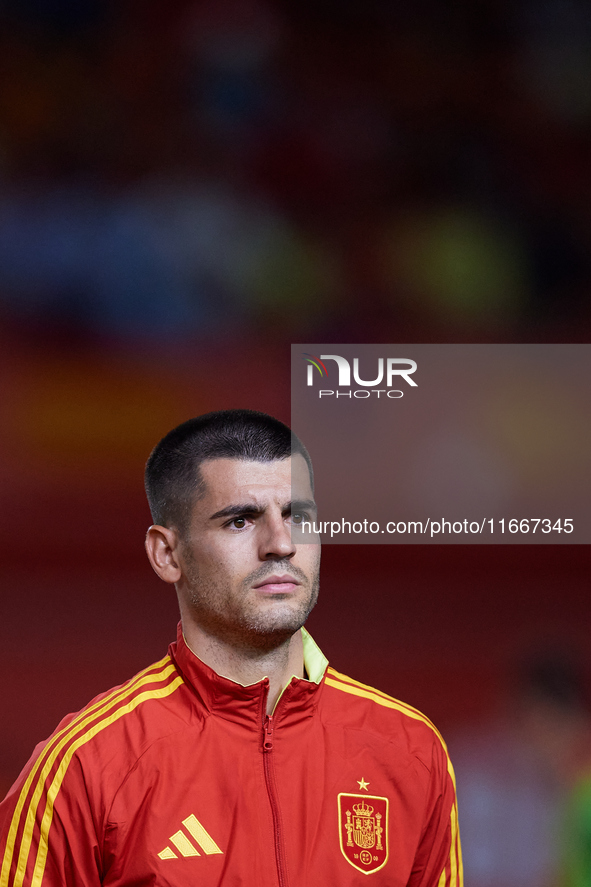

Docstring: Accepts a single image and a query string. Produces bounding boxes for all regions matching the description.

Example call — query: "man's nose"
[258,513,297,560]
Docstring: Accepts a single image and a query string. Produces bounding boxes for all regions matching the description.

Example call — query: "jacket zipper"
[263,711,289,887]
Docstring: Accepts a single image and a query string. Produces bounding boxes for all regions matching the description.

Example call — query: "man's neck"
[181,620,305,715]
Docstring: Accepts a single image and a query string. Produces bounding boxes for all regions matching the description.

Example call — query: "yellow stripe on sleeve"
[450,801,458,887]
[1,656,177,887]
[327,667,441,733]
[324,675,456,786]
[455,802,464,887]
[29,676,184,887]
[329,667,463,886]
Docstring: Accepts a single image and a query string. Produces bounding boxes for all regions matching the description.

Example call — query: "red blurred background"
[0,3,590,884]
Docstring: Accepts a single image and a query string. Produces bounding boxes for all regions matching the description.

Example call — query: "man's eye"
[231,517,247,529]
[291,512,305,524]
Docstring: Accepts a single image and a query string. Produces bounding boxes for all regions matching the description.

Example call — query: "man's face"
[177,455,320,650]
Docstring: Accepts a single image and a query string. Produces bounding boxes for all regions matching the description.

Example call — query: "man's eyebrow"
[209,499,317,521]
[209,503,264,521]
[289,499,317,513]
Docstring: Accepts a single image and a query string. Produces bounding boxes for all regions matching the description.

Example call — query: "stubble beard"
[184,553,320,652]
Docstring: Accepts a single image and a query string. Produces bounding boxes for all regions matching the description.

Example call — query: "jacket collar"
[168,622,328,729]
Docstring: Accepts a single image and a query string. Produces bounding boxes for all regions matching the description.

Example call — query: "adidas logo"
[158,814,223,859]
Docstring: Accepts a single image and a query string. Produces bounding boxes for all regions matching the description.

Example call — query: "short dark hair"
[145,409,313,532]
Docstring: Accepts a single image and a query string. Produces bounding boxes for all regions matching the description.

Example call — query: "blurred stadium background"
[0,2,590,884]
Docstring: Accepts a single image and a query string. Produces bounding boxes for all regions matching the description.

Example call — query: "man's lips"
[252,574,302,593]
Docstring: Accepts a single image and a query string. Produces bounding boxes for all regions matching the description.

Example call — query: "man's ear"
[145,525,182,584]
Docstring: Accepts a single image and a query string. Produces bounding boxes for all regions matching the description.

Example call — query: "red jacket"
[0,626,462,886]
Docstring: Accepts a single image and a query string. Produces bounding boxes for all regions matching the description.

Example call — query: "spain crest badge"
[338,793,389,875]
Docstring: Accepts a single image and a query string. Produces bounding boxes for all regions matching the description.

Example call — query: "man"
[0,409,462,886]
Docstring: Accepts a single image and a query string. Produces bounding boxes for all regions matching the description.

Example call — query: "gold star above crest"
[357,777,370,791]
